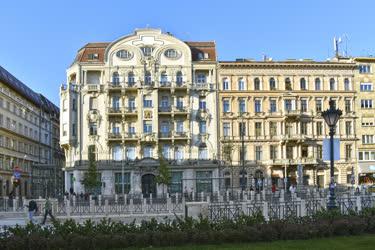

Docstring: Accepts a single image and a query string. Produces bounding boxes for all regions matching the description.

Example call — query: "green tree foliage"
[156,151,171,195]
[81,145,101,194]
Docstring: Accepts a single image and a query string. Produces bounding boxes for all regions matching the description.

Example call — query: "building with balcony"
[0,66,64,198]
[60,28,219,196]
[218,59,358,190]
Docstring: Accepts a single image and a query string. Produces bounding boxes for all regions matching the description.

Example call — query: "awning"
[359,164,375,174]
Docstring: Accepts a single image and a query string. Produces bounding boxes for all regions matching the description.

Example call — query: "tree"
[156,151,171,197]
[81,145,101,194]
[222,141,236,194]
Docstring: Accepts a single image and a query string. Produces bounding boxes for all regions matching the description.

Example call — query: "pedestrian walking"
[42,197,56,225]
[272,184,276,193]
[26,200,38,223]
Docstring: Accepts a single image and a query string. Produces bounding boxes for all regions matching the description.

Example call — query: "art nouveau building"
[218,60,358,189]
[60,29,219,196]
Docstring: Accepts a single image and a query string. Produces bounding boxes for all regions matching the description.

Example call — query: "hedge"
[0,208,375,249]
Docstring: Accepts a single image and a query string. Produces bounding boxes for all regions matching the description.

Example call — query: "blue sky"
[1,0,375,105]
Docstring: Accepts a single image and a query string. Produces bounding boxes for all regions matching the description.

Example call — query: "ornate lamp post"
[321,100,342,210]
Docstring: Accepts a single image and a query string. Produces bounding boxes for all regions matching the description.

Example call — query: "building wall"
[218,61,357,189]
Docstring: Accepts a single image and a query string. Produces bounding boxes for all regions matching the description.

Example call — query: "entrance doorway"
[141,174,156,197]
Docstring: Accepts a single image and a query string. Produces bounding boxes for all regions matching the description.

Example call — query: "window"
[269,122,277,137]
[89,123,97,135]
[270,99,277,113]
[255,146,262,160]
[160,71,168,84]
[269,77,276,90]
[239,122,246,136]
[362,135,374,144]
[143,146,153,158]
[316,99,322,112]
[114,173,130,194]
[176,97,184,109]
[116,49,132,59]
[143,121,152,133]
[317,145,323,159]
[222,78,229,90]
[344,78,350,91]
[361,99,373,109]
[89,97,97,110]
[0,97,3,108]
[196,171,212,192]
[223,123,230,137]
[72,123,76,136]
[254,99,262,113]
[255,122,262,137]
[87,53,99,60]
[72,99,76,111]
[300,78,307,90]
[88,145,97,161]
[143,95,152,108]
[286,146,293,159]
[162,145,170,159]
[199,97,206,110]
[239,98,246,113]
[329,78,336,91]
[126,147,136,160]
[141,46,153,56]
[198,147,208,160]
[359,64,371,74]
[301,122,308,135]
[112,123,120,134]
[300,99,307,112]
[345,145,352,160]
[360,83,373,91]
[254,77,260,90]
[170,172,183,193]
[144,71,152,85]
[161,121,170,135]
[112,96,120,110]
[285,78,292,90]
[128,72,135,84]
[315,78,321,90]
[196,73,206,84]
[161,96,169,108]
[238,78,245,90]
[301,145,308,158]
[284,99,292,111]
[176,120,184,133]
[0,114,3,126]
[345,99,352,113]
[316,122,323,136]
[112,145,122,161]
[358,151,375,161]
[223,99,230,113]
[175,146,184,161]
[128,97,136,109]
[199,121,207,134]
[164,49,179,58]
[176,71,183,85]
[112,72,120,84]
[270,145,278,160]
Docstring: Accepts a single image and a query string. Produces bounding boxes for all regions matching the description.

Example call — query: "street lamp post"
[240,115,246,191]
[322,100,342,210]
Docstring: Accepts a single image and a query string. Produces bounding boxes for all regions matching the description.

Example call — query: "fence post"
[242,201,247,216]
[207,195,210,204]
[13,198,17,212]
[105,199,109,216]
[65,199,71,217]
[300,198,306,217]
[143,198,147,214]
[129,198,134,215]
[356,196,362,212]
[262,201,269,221]
[115,194,118,204]
[167,196,172,213]
[23,198,28,219]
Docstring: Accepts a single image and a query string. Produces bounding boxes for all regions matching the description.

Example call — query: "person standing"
[26,200,38,223]
[42,197,56,225]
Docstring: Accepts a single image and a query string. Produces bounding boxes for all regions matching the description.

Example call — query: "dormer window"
[141,46,153,56]
[164,49,179,59]
[87,53,99,60]
[116,49,132,60]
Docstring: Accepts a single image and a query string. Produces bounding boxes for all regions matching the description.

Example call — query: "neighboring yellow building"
[218,59,357,190]
[353,57,375,186]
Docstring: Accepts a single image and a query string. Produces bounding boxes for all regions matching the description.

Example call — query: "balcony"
[141,132,157,142]
[159,106,172,113]
[197,108,210,120]
[198,133,209,143]
[85,84,100,92]
[283,109,301,119]
[107,107,122,116]
[142,81,154,88]
[108,132,122,141]
[281,134,310,143]
[174,131,188,140]
[159,132,172,139]
[159,81,172,88]
[173,106,189,115]
[124,107,137,116]
[107,82,123,91]
[124,132,139,140]
[174,81,188,89]
[126,81,138,90]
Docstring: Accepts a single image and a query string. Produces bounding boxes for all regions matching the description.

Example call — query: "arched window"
[315,78,321,90]
[144,71,152,85]
[176,71,183,85]
[300,78,306,90]
[285,78,292,90]
[112,72,120,85]
[160,71,168,85]
[222,77,229,90]
[329,78,336,91]
[254,77,260,90]
[196,73,206,84]
[127,72,135,86]
[344,78,350,91]
[269,77,276,90]
[238,78,245,90]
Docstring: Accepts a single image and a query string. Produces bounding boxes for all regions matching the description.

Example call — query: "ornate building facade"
[60,29,219,196]
[218,60,358,190]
